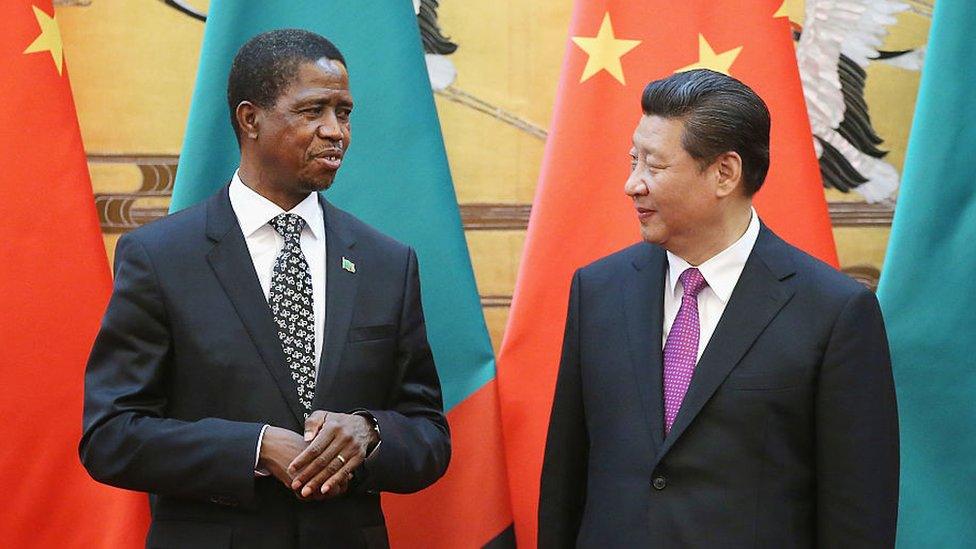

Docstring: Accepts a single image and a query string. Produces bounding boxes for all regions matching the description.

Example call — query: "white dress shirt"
[663,209,760,362]
[229,171,327,374]
[229,171,328,472]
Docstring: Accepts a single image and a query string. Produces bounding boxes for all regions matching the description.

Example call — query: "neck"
[672,205,752,266]
[238,159,309,211]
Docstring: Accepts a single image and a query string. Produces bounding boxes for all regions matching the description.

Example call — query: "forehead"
[632,115,685,153]
[283,58,352,100]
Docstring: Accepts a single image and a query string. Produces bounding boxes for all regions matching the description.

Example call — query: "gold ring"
[336,454,346,465]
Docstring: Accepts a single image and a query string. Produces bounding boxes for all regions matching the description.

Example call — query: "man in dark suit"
[538,69,898,548]
[80,29,450,548]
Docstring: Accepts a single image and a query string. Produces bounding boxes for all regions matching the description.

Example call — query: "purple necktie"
[663,267,708,434]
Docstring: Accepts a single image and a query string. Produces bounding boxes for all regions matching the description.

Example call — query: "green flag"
[172,1,513,546]
[877,2,976,546]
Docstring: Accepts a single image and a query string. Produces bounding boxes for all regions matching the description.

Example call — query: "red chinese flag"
[496,0,836,545]
[0,2,149,546]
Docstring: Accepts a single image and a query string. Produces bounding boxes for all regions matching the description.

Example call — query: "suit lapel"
[655,226,797,460]
[311,199,359,408]
[204,186,306,425]
[622,244,668,452]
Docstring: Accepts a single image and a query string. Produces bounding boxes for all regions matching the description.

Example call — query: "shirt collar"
[228,170,324,240]
[666,208,760,303]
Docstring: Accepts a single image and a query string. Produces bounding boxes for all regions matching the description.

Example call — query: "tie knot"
[679,268,707,297]
[269,213,305,241]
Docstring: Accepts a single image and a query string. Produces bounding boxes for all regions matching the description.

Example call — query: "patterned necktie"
[268,213,316,414]
[663,267,708,435]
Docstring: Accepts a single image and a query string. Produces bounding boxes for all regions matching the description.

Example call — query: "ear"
[713,151,743,198]
[235,101,261,140]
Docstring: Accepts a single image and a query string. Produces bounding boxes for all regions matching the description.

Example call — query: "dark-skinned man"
[538,70,899,547]
[80,29,450,549]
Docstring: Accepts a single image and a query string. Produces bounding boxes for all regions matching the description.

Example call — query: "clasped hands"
[258,410,378,500]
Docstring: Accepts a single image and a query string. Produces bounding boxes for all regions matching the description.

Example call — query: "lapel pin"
[342,257,356,273]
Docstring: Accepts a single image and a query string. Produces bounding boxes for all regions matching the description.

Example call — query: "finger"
[288,422,337,478]
[295,433,355,496]
[293,434,348,493]
[320,455,363,495]
[303,410,328,442]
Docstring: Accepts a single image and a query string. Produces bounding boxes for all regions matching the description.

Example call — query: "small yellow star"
[675,34,743,76]
[23,5,64,76]
[774,0,805,25]
[571,13,641,85]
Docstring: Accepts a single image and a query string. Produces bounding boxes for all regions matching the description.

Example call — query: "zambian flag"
[172,2,513,546]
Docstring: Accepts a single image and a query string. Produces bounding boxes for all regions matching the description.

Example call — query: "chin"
[639,225,667,245]
[302,177,334,193]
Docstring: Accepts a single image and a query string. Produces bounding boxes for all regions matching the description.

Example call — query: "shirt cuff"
[254,424,271,477]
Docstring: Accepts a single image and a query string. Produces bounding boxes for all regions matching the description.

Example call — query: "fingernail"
[321,484,330,494]
[292,480,300,490]
[302,486,312,497]
[304,432,313,442]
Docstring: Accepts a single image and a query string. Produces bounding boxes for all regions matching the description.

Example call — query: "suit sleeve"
[538,270,588,548]
[816,287,899,546]
[79,233,264,506]
[357,247,451,494]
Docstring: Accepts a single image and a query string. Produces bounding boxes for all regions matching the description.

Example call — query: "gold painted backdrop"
[58,0,933,352]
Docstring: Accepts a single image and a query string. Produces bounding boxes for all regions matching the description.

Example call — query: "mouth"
[635,206,655,221]
[311,148,344,171]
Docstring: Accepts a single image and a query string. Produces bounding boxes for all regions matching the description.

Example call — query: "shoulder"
[324,201,412,258]
[759,228,875,314]
[116,199,209,258]
[577,242,658,280]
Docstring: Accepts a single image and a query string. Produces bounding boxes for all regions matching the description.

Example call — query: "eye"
[302,106,323,118]
[629,155,638,171]
[336,107,352,121]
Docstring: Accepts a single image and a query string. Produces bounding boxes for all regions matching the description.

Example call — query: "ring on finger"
[336,454,346,465]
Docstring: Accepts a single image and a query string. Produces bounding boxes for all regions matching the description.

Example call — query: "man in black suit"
[538,69,898,548]
[80,29,449,548]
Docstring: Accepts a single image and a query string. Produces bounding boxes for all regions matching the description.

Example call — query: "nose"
[624,169,648,198]
[315,111,343,142]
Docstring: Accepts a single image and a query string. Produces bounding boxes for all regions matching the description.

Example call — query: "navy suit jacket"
[80,185,450,549]
[539,225,898,548]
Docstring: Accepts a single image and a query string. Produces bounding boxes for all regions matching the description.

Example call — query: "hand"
[257,426,307,488]
[288,410,378,498]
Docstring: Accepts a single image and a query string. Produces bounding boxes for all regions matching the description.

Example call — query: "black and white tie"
[268,213,316,414]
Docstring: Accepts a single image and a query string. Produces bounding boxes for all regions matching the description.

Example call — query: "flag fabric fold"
[877,2,976,546]
[0,1,148,546]
[172,2,512,546]
[496,1,837,545]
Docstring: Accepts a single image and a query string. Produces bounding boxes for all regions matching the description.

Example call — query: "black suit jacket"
[539,225,898,548]
[80,186,450,549]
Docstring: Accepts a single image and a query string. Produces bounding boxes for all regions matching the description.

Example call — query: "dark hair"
[641,69,770,196]
[227,29,347,142]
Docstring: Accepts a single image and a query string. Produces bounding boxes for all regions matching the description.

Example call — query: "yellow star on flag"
[571,13,641,85]
[675,34,743,76]
[774,0,804,24]
[23,5,64,75]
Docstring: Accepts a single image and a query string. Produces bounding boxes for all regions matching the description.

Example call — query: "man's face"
[624,115,720,251]
[253,58,353,194]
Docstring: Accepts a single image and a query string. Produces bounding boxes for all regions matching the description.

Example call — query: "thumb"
[304,411,327,442]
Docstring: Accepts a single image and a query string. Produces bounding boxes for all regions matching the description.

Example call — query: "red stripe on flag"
[383,380,512,548]
[0,1,150,546]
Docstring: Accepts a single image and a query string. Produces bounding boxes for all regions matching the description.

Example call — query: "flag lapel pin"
[342,257,356,273]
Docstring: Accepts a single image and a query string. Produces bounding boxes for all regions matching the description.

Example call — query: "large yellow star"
[571,13,641,85]
[675,34,743,76]
[23,5,64,75]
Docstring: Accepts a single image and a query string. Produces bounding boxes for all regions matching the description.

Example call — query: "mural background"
[57,0,933,351]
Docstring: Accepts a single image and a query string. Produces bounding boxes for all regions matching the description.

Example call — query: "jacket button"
[652,476,667,490]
